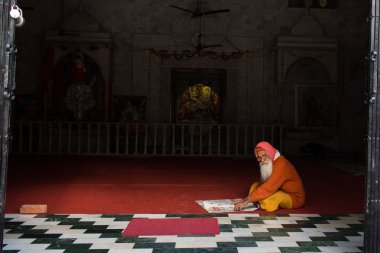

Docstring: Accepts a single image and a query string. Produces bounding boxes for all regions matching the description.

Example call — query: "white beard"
[260,161,273,183]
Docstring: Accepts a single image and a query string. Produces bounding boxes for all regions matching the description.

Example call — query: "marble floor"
[3,213,363,253]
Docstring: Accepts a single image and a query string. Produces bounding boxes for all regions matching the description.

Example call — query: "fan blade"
[192,9,230,18]
[169,5,194,14]
[203,9,230,15]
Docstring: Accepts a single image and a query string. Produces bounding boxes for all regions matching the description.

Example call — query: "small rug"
[122,217,220,236]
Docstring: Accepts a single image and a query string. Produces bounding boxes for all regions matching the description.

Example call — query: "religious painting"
[172,68,225,124]
[14,94,43,121]
[288,0,337,9]
[112,96,146,122]
[177,83,219,123]
[295,84,335,128]
[48,51,105,121]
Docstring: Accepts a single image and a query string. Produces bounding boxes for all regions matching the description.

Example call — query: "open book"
[196,199,259,213]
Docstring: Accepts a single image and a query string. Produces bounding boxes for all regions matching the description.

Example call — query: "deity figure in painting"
[177,83,219,123]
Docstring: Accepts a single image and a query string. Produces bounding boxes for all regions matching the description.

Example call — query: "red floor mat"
[122,217,220,236]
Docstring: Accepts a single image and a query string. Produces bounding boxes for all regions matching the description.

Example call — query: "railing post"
[163,124,166,155]
[244,126,248,155]
[208,125,212,155]
[106,123,110,154]
[171,124,175,155]
[58,123,62,154]
[96,123,100,154]
[217,125,221,155]
[235,126,239,155]
[87,123,91,154]
[28,122,32,153]
[77,122,81,154]
[48,122,52,153]
[116,123,120,154]
[199,124,203,155]
[190,124,194,155]
[226,125,230,155]
[144,124,148,155]
[181,124,184,155]
[18,122,22,153]
[134,123,139,154]
[68,123,72,154]
[125,124,129,155]
[38,122,42,153]
[153,125,157,155]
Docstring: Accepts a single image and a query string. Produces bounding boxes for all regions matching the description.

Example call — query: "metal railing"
[10,121,283,156]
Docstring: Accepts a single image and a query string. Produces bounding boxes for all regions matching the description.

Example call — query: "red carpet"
[122,218,219,236]
[5,155,365,214]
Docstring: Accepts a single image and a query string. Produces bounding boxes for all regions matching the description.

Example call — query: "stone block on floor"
[20,204,47,214]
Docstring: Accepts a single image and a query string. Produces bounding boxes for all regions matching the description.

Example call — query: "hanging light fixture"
[9,4,25,27]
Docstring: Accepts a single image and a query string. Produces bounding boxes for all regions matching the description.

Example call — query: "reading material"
[196,199,258,213]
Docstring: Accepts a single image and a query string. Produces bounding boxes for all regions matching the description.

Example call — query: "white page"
[197,199,258,213]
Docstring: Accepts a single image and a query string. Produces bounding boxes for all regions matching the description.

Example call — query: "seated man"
[234,141,305,212]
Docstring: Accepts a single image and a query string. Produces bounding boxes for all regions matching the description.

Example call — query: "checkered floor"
[3,213,363,253]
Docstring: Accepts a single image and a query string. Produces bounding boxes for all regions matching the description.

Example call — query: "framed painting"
[112,96,147,122]
[171,68,226,124]
[14,94,43,121]
[295,84,336,128]
[48,51,106,121]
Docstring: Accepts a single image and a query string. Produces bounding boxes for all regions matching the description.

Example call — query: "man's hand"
[233,197,252,211]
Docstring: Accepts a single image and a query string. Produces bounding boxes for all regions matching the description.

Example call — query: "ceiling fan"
[191,32,222,51]
[169,0,230,19]
[170,0,229,51]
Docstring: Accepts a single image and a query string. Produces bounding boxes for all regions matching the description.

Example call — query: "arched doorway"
[281,57,333,128]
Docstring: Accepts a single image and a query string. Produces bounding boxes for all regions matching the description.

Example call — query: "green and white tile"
[3,213,364,253]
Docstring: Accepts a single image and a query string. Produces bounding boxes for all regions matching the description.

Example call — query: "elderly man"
[234,141,305,212]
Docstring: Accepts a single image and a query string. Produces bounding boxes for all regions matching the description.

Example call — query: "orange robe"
[249,156,305,208]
